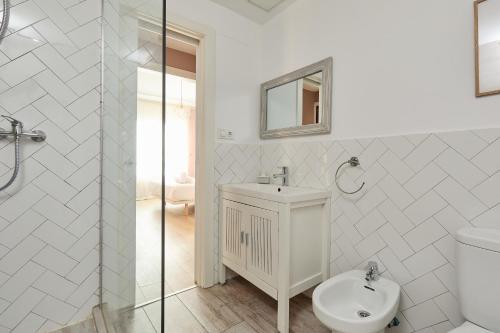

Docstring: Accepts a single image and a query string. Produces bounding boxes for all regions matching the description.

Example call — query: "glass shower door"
[101,0,165,331]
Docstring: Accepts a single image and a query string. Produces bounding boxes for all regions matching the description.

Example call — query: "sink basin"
[220,183,331,203]
[312,270,400,333]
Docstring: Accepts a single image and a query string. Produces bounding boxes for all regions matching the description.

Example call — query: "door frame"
[166,16,216,288]
[137,10,216,290]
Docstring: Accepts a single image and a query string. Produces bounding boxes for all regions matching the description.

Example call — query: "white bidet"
[312,270,400,333]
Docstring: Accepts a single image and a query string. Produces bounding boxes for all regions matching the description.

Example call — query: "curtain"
[136,72,196,200]
[136,99,162,199]
[164,104,191,184]
[136,101,194,199]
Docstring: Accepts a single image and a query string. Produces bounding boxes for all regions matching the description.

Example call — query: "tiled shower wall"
[0,0,101,332]
[213,143,261,279]
[216,127,500,333]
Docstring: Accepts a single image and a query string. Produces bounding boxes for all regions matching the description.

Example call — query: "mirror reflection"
[260,57,332,139]
[475,0,500,96]
[267,72,323,130]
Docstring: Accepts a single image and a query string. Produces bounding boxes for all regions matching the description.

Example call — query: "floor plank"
[121,276,329,333]
[223,322,258,333]
[207,277,329,333]
[136,199,195,304]
[49,319,96,333]
[289,294,330,333]
[177,287,242,333]
[112,308,156,333]
[143,296,207,333]
[207,279,278,333]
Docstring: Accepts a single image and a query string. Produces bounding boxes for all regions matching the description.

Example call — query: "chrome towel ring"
[335,157,365,195]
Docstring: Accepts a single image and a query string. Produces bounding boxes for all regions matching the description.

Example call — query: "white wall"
[261,0,500,139]
[167,0,263,144]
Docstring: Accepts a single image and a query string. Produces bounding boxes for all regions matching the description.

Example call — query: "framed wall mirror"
[475,0,500,97]
[260,58,333,139]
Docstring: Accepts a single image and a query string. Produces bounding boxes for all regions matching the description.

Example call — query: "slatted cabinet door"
[222,200,246,269]
[246,205,279,287]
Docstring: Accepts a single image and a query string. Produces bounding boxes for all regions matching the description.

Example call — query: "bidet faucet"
[365,261,379,282]
[273,166,289,186]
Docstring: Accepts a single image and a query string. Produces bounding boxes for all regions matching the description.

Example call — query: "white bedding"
[165,182,195,203]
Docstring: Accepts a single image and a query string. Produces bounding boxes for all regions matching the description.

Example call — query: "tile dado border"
[215,127,500,333]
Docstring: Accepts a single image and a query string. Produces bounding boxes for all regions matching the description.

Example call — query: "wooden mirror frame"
[474,0,500,97]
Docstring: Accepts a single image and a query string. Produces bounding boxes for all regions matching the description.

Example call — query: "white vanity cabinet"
[219,183,331,333]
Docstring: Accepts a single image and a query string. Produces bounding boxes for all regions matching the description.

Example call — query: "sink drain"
[357,310,371,318]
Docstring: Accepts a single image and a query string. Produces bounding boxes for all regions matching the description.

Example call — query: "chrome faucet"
[365,261,379,282]
[0,115,47,142]
[0,116,46,141]
[0,115,22,138]
[273,166,289,186]
[0,116,46,191]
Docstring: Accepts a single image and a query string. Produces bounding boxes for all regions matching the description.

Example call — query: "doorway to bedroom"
[135,30,198,305]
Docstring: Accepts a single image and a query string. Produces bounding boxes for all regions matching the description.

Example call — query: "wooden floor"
[49,319,96,333]
[136,199,195,304]
[116,276,329,333]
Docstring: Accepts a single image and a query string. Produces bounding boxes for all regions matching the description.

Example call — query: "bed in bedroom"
[165,175,195,215]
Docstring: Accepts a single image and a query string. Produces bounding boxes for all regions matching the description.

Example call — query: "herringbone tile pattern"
[0,0,101,332]
[214,128,500,333]
[213,143,260,279]
[259,129,500,332]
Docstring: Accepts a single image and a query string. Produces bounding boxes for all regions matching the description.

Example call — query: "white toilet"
[451,228,500,333]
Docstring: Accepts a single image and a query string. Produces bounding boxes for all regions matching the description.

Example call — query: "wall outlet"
[218,128,234,140]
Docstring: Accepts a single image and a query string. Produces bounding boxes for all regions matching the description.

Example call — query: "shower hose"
[0,134,20,191]
[0,0,10,45]
[0,1,19,191]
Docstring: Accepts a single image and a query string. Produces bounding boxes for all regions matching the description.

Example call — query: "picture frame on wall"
[474,0,500,97]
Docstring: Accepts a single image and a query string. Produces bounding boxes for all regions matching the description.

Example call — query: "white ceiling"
[210,0,297,24]
[248,0,285,11]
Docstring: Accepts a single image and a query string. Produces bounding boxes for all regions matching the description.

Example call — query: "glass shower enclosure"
[100,0,166,331]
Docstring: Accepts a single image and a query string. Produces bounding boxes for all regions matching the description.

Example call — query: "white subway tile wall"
[215,128,500,333]
[0,0,101,331]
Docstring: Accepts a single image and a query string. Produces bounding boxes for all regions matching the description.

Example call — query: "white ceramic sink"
[220,183,331,203]
[312,270,400,333]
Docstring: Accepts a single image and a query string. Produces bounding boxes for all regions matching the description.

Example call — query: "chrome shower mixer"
[0,115,47,191]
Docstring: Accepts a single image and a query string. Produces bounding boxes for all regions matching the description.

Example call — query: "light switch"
[218,128,234,140]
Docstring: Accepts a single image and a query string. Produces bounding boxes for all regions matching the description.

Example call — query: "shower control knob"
[30,130,46,142]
